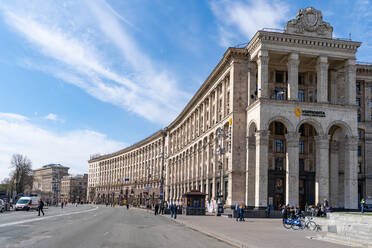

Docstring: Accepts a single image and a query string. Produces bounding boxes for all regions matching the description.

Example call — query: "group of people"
[169,202,179,219]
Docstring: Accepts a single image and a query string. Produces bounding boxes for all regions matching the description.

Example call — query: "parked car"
[0,199,5,213]
[15,196,40,211]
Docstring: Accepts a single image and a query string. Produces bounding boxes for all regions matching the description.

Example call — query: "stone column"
[344,59,356,105]
[329,140,339,207]
[212,142,217,200]
[344,136,359,209]
[248,62,257,105]
[315,135,330,205]
[285,132,300,206]
[316,56,329,103]
[255,130,269,208]
[205,142,210,197]
[246,136,256,207]
[257,50,269,98]
[221,79,226,118]
[329,69,338,104]
[287,53,299,101]
[365,81,371,121]
[365,132,372,202]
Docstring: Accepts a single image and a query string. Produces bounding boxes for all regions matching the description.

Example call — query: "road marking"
[0,207,98,228]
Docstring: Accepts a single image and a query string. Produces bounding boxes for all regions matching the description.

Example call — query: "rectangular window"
[358,112,361,122]
[299,141,304,154]
[358,162,362,174]
[356,98,361,106]
[275,139,284,153]
[275,71,284,83]
[298,72,305,85]
[298,90,305,102]
[358,146,362,156]
[356,82,361,94]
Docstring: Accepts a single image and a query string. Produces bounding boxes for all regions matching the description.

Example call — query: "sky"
[0,0,372,181]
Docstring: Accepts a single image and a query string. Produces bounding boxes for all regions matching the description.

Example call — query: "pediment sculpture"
[285,7,333,38]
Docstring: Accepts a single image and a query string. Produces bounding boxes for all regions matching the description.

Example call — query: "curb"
[164,215,252,248]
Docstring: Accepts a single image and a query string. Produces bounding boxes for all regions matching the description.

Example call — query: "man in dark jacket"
[38,199,45,216]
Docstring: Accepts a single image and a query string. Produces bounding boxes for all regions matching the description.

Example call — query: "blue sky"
[0,0,371,180]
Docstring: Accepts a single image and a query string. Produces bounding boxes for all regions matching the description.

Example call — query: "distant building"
[60,174,88,203]
[32,164,69,203]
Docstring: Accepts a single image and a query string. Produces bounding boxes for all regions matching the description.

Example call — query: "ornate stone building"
[88,7,372,210]
[60,174,88,203]
[32,164,69,203]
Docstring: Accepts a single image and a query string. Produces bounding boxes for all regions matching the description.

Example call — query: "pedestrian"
[38,199,45,216]
[266,205,271,218]
[238,204,244,221]
[174,204,177,219]
[170,202,174,218]
[160,202,164,215]
[235,203,239,221]
[61,201,64,209]
[154,203,159,215]
[126,203,129,209]
[282,205,288,222]
[361,198,365,213]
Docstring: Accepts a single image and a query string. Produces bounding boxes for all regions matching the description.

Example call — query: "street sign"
[124,178,130,182]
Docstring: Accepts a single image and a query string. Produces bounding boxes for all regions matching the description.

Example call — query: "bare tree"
[10,154,33,195]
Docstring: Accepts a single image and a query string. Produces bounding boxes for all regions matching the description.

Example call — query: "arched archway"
[268,121,287,209]
[328,122,358,209]
[298,123,317,208]
[246,121,257,207]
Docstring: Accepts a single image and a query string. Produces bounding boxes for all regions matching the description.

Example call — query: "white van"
[15,196,40,211]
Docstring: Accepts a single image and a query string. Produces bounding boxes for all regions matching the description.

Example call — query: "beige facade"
[88,7,372,210]
[32,164,69,203]
[88,131,166,205]
[60,174,88,203]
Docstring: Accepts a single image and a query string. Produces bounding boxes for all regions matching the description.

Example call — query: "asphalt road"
[0,205,232,248]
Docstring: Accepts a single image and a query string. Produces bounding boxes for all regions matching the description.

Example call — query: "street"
[0,205,232,248]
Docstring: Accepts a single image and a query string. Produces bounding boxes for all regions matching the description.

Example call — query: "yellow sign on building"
[295,108,302,117]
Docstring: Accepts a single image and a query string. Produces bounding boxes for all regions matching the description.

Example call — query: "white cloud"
[210,0,290,47]
[44,113,58,121]
[0,112,125,181]
[0,1,190,125]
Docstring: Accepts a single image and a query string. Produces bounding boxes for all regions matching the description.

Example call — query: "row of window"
[271,139,312,154]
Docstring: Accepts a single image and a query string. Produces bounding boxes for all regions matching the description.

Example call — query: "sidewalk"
[164,214,350,248]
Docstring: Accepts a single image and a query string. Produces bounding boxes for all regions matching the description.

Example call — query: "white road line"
[0,207,98,228]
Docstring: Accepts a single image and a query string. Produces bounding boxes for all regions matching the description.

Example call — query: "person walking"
[38,199,45,216]
[361,198,365,213]
[235,203,239,221]
[170,202,174,218]
[154,203,159,215]
[238,204,245,221]
[174,204,177,219]
[61,201,64,209]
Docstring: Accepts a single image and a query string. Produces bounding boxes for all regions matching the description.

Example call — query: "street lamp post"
[216,127,227,216]
[157,151,168,210]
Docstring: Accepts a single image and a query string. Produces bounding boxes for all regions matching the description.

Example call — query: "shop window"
[298,90,305,102]
[275,139,284,153]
